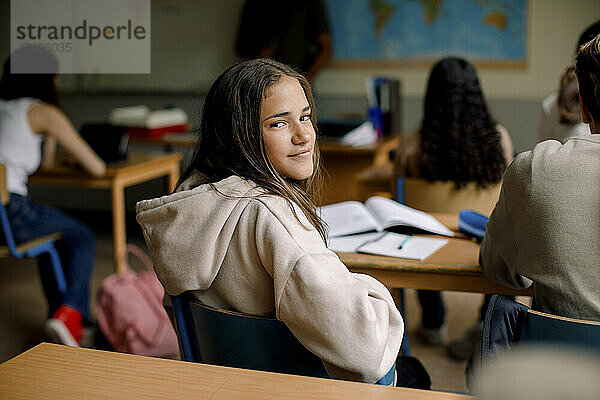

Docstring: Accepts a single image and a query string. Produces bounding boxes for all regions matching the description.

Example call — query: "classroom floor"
[0,210,496,393]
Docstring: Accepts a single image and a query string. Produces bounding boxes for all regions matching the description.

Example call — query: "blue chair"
[170,294,395,385]
[480,295,600,374]
[0,163,66,294]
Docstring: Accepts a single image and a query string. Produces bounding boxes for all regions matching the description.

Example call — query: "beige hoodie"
[136,174,403,383]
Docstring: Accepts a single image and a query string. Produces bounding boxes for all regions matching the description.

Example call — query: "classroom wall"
[2,0,599,93]
[2,0,598,154]
[3,0,595,98]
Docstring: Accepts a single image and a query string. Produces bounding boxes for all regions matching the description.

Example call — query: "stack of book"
[109,105,189,138]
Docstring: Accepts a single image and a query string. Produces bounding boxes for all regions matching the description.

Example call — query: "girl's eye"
[269,121,286,128]
[300,114,311,122]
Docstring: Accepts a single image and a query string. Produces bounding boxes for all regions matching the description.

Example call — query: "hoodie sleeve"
[248,198,404,383]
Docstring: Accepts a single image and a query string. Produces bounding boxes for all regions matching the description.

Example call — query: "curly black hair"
[417,57,506,188]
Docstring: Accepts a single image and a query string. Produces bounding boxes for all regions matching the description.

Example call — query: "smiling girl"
[135,59,404,384]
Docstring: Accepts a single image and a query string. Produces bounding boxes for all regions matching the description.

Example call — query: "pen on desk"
[398,235,411,249]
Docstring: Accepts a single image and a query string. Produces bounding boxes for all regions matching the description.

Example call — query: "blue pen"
[398,235,411,249]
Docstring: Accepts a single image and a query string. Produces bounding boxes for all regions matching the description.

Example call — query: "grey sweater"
[480,134,600,320]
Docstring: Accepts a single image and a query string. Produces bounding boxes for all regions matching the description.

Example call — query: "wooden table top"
[32,153,182,178]
[340,213,481,274]
[0,343,474,400]
[30,153,182,188]
[338,213,533,295]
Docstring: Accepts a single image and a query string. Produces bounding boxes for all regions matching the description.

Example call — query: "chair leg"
[47,246,67,295]
[171,296,197,362]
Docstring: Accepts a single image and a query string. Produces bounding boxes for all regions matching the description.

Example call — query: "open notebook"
[319,196,452,260]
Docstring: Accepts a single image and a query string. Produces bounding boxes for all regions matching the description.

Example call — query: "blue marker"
[398,235,411,249]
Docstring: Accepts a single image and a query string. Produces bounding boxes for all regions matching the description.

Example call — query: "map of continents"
[326,0,527,61]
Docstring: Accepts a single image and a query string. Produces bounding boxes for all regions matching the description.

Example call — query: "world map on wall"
[325,0,527,62]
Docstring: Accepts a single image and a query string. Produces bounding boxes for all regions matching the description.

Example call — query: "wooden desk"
[0,343,473,400]
[340,214,532,296]
[30,153,181,273]
[130,134,395,205]
[318,141,380,204]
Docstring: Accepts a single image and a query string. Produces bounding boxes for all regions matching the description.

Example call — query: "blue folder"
[458,209,488,241]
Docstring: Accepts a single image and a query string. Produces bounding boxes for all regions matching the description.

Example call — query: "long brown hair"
[178,58,326,240]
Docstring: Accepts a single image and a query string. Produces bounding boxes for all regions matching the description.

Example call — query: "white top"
[538,93,590,143]
[0,98,42,196]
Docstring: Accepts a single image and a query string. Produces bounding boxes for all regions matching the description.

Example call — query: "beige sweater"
[136,175,403,382]
[480,135,600,320]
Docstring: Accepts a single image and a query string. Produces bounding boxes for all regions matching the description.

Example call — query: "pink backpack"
[97,244,180,358]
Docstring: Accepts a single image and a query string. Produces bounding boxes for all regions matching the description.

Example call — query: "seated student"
[397,57,513,356]
[538,20,600,143]
[136,59,408,384]
[0,46,106,345]
[480,33,600,321]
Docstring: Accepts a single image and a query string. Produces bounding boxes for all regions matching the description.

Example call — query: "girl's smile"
[261,75,316,180]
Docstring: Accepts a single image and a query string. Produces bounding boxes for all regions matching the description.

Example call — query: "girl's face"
[261,76,315,180]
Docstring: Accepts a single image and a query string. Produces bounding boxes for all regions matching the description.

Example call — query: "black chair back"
[171,294,329,378]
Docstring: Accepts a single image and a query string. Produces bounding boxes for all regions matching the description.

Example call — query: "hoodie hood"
[136,174,262,295]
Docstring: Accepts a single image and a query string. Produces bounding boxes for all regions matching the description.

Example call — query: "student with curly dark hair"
[399,57,512,188]
[397,57,513,359]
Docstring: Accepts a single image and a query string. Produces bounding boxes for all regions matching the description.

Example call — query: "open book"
[319,196,453,260]
[320,196,454,238]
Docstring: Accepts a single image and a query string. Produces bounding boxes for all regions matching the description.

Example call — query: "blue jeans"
[5,193,95,321]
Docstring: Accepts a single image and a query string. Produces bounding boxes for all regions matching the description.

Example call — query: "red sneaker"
[44,305,83,346]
